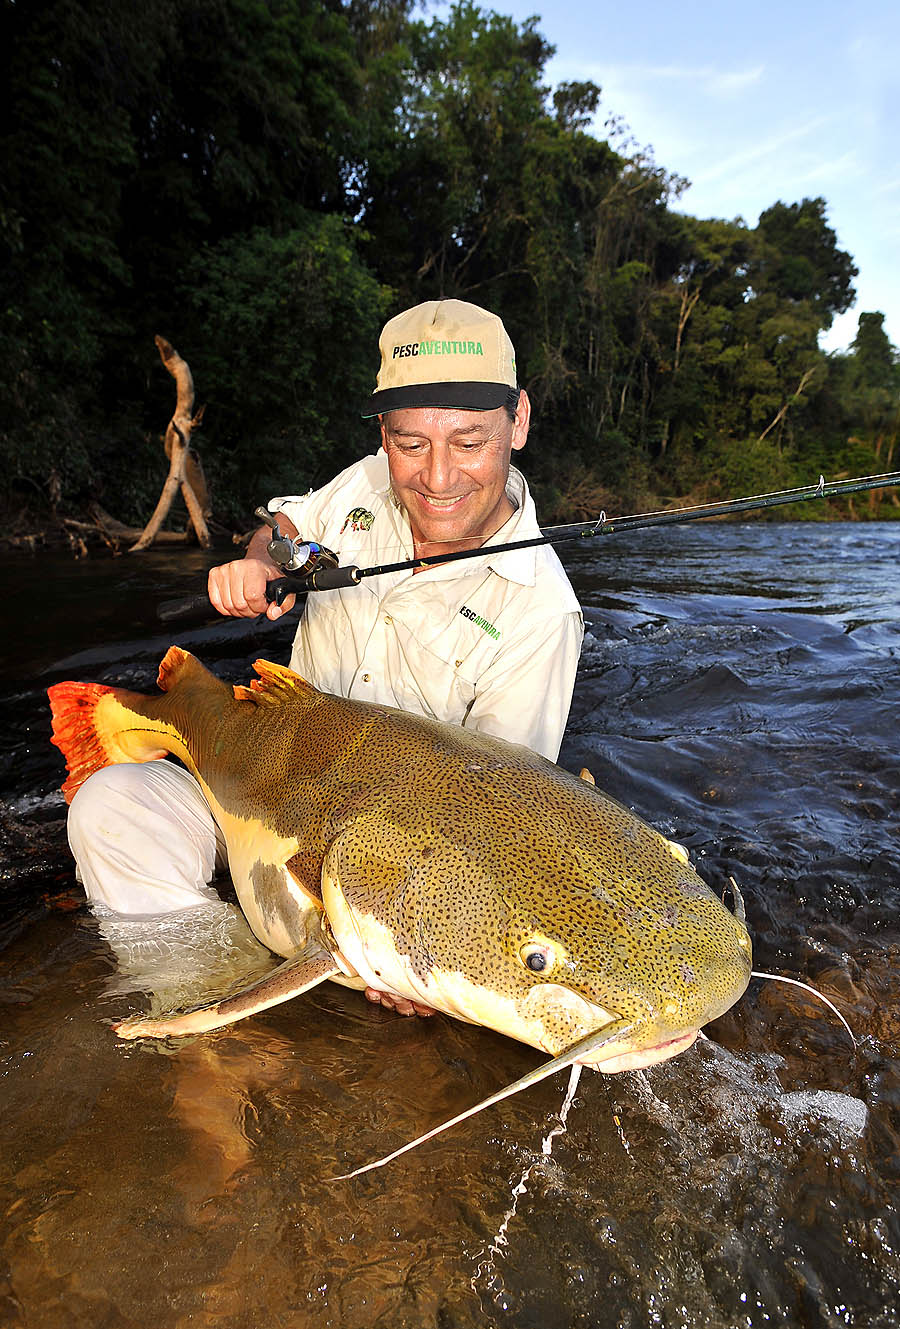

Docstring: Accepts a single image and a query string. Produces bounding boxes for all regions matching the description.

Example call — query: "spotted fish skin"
[48,647,752,1068]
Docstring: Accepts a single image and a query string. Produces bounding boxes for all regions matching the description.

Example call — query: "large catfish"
[49,648,751,1152]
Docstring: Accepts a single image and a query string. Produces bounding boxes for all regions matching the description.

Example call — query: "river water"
[1,522,898,1328]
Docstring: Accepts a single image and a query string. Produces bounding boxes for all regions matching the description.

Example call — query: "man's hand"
[365,986,437,1018]
[207,557,294,620]
[207,517,299,620]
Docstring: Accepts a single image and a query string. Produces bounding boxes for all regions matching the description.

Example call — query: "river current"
[1,521,898,1328]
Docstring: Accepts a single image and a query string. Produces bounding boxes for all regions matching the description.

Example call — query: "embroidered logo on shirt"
[340,507,375,534]
[460,605,501,640]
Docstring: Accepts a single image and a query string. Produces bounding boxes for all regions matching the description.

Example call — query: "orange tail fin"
[48,680,171,803]
[48,681,119,804]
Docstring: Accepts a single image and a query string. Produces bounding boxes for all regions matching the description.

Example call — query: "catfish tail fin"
[48,680,170,804]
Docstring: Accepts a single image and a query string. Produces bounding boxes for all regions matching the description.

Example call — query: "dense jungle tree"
[0,0,893,533]
[0,0,399,518]
[839,312,900,473]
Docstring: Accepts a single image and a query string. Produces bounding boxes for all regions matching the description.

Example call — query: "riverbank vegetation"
[2,0,898,547]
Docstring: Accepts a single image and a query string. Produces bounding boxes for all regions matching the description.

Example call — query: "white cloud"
[706,65,766,96]
[585,60,766,101]
[785,152,864,189]
[446,0,900,351]
[688,116,834,187]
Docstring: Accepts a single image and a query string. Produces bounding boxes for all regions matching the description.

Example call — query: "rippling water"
[1,523,898,1328]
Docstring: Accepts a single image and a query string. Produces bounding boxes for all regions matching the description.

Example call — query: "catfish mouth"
[524,982,701,1074]
[583,1026,699,1075]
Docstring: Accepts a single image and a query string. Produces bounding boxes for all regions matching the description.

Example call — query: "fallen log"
[62,506,190,552]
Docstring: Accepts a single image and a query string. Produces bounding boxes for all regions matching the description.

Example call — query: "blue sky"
[440,0,900,353]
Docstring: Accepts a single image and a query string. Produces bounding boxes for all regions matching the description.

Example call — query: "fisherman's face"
[380,393,529,556]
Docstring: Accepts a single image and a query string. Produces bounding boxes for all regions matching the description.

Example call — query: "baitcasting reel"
[254,506,340,580]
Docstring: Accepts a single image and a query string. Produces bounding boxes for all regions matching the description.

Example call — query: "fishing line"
[269,469,900,595]
[158,469,900,620]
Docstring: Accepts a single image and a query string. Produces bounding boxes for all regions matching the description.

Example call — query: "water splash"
[472,1064,582,1312]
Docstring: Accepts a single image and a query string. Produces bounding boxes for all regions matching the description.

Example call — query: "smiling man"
[208,299,583,760]
[68,301,584,1013]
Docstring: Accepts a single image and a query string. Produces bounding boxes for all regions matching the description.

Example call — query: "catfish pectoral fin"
[113,937,340,1040]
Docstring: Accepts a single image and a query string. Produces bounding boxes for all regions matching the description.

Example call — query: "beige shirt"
[270,451,583,761]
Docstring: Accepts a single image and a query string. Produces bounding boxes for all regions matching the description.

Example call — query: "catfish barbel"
[48,648,752,1168]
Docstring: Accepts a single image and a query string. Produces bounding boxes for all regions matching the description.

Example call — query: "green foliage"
[850,312,897,390]
[0,0,894,531]
[755,198,857,329]
[704,436,799,500]
[185,215,391,516]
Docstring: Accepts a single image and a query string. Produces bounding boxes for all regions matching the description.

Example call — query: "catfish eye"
[520,942,555,974]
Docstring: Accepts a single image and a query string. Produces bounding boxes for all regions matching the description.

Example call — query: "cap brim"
[361,382,518,418]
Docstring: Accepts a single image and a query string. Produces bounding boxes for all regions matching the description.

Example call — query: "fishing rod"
[157,470,900,622]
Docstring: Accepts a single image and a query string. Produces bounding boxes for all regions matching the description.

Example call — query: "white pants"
[68,762,227,915]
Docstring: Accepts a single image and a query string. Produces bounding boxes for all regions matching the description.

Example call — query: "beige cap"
[361,299,519,417]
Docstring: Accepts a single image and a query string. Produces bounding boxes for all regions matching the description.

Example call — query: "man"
[208,298,582,755]
[68,300,584,1011]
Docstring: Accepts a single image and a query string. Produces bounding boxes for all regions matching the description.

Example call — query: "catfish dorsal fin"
[250,659,318,705]
[232,684,256,703]
[157,645,193,692]
[157,646,223,696]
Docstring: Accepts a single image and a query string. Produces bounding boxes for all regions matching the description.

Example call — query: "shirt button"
[384,614,393,625]
[455,660,463,669]
[362,673,371,683]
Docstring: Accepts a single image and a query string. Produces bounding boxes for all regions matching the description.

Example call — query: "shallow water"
[1,523,899,1328]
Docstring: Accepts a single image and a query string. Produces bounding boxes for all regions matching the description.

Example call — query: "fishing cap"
[361,299,520,417]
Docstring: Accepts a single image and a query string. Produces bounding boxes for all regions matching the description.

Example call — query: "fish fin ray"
[48,681,118,803]
[114,935,339,1040]
[251,659,318,704]
[158,647,227,702]
[47,682,170,803]
[232,684,257,703]
[157,645,193,691]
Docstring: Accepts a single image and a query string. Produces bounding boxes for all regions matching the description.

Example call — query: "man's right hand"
[207,518,299,620]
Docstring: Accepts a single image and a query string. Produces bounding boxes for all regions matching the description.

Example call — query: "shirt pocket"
[390,631,477,726]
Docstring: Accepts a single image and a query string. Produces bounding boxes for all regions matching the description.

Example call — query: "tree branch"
[130,337,212,552]
[757,367,817,444]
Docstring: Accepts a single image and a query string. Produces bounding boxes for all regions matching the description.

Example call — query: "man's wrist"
[246,526,277,567]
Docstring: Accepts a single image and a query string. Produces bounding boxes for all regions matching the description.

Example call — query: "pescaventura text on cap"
[361,299,520,417]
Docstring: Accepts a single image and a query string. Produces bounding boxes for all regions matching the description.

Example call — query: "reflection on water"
[1,523,899,1327]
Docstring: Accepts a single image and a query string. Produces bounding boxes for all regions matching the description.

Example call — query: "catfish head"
[318,759,752,1076]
